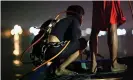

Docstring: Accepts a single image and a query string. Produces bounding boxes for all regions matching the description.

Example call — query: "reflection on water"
[11,25,23,56]
[15,74,23,80]
[15,74,22,77]
[13,60,21,66]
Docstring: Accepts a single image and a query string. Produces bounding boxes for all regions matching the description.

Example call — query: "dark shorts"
[45,40,80,60]
[92,1,126,31]
[45,37,87,60]
[44,38,87,72]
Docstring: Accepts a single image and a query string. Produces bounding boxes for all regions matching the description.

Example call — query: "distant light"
[14,34,19,40]
[11,29,14,35]
[132,30,133,35]
[13,60,21,66]
[117,28,126,36]
[29,27,40,36]
[13,34,20,56]
[81,30,87,36]
[4,30,11,38]
[13,50,19,56]
[85,28,91,34]
[11,25,23,35]
[122,29,126,35]
[29,27,34,33]
[117,29,121,35]
[100,31,106,35]
[15,74,22,77]
[98,32,101,36]
[98,31,106,36]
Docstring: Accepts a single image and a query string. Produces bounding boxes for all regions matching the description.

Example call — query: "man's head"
[66,5,85,17]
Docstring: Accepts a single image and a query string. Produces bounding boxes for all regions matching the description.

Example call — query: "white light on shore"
[85,28,91,34]
[29,27,40,36]
[11,25,23,35]
[117,28,126,36]
[81,30,87,36]
[98,31,106,36]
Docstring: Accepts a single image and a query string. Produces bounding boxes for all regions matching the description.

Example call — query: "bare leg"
[55,50,80,76]
[107,24,118,65]
[107,24,127,72]
[89,28,100,73]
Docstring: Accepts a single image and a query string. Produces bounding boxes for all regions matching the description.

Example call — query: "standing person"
[89,1,127,73]
[45,5,87,76]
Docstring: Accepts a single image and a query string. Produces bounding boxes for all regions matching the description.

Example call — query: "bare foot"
[111,63,127,72]
[91,61,97,73]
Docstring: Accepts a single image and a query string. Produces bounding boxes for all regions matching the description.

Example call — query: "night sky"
[1,1,133,80]
[2,1,133,30]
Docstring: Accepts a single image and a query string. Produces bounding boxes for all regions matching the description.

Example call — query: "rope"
[32,11,80,71]
[20,10,80,64]
[33,41,70,71]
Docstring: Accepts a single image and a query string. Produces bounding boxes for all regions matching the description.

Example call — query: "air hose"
[33,41,70,71]
[20,10,80,71]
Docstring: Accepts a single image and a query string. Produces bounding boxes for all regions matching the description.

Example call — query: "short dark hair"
[66,5,85,16]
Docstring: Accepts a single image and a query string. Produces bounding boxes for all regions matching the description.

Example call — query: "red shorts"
[92,1,126,31]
